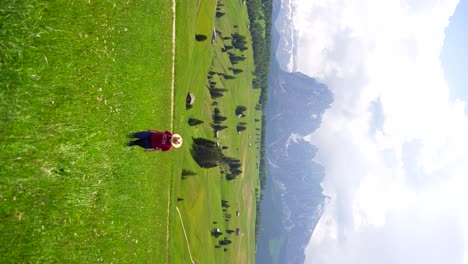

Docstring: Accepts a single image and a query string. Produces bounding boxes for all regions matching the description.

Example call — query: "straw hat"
[171,134,183,148]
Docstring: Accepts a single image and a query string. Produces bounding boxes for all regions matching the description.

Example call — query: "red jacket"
[151,131,173,151]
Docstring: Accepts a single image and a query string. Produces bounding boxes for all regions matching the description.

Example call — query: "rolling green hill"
[169,0,262,263]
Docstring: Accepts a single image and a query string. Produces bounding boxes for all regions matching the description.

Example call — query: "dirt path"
[166,0,176,262]
[176,206,196,263]
[170,0,176,128]
[237,128,256,263]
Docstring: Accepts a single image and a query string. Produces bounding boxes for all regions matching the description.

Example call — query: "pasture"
[1,0,173,262]
[170,0,261,263]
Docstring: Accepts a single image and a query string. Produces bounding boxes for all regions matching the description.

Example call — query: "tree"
[209,88,227,99]
[190,138,224,168]
[231,32,248,51]
[181,169,197,177]
[214,115,227,123]
[188,118,204,126]
[213,108,228,124]
[228,52,246,64]
[223,157,243,180]
[223,74,235,80]
[232,68,243,74]
[237,125,246,132]
[224,45,233,51]
[212,124,228,131]
[219,238,232,245]
[235,105,247,116]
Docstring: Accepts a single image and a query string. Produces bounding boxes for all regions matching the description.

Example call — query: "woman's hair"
[171,134,183,148]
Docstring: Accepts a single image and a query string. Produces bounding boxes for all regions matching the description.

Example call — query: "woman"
[127,130,183,152]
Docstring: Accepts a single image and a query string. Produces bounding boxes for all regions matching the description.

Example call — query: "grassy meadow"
[170,0,261,263]
[1,0,261,263]
[1,0,173,262]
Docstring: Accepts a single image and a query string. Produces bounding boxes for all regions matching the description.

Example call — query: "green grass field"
[170,0,261,263]
[1,0,173,262]
[1,0,261,263]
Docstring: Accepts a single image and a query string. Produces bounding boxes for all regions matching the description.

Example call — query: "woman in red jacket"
[127,130,183,152]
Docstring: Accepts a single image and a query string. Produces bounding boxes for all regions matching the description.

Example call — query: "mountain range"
[255,0,334,263]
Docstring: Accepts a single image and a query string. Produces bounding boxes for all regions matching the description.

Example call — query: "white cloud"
[282,0,468,263]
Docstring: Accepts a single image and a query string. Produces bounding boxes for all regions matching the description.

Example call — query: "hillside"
[169,0,263,263]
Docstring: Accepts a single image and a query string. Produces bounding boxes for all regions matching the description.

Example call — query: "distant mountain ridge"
[255,67,332,264]
[255,0,333,263]
[273,0,298,72]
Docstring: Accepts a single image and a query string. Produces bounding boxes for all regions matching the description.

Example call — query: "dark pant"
[127,131,153,149]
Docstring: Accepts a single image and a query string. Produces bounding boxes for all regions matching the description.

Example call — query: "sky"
[280,0,468,263]
[441,0,468,109]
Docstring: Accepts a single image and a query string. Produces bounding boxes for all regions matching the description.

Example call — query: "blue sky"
[442,0,468,108]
